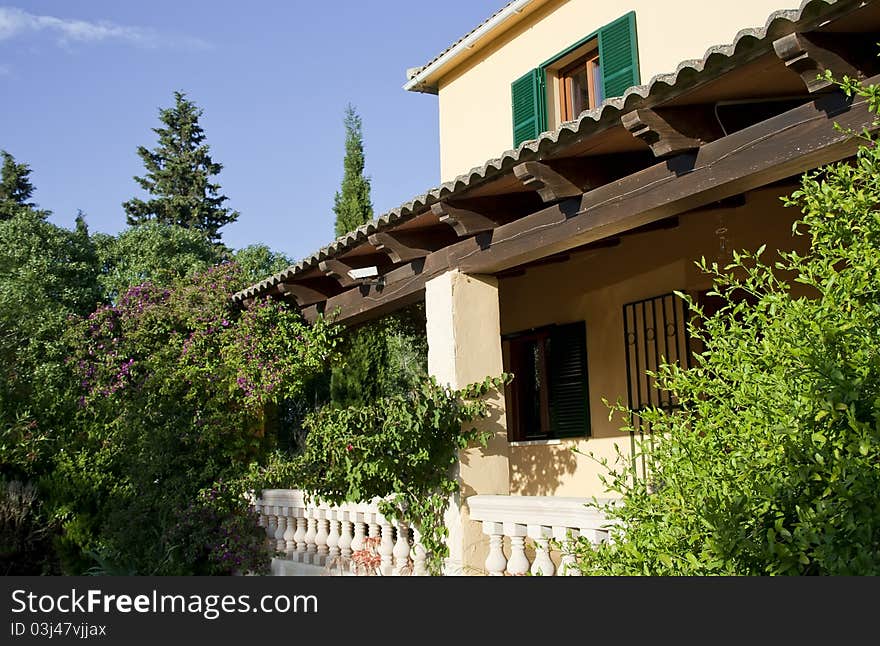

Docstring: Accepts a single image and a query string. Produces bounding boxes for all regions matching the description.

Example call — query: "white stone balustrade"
[255,490,427,576]
[468,495,616,576]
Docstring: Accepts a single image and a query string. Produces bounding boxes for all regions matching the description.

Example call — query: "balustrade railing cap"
[467,494,617,529]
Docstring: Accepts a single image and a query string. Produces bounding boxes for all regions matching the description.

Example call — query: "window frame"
[557,50,602,123]
[502,321,590,442]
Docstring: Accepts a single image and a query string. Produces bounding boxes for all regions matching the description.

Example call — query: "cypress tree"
[0,150,37,221]
[123,91,239,245]
[333,104,373,237]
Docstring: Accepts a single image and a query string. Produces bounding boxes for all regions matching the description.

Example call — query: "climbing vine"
[240,374,510,575]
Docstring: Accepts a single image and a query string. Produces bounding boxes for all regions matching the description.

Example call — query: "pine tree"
[123,91,239,245]
[333,104,373,237]
[0,150,37,221]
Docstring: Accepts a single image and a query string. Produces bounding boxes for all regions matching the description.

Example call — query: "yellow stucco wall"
[436,0,785,181]
[497,186,809,499]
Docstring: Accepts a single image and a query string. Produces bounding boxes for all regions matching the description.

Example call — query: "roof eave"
[403,0,541,93]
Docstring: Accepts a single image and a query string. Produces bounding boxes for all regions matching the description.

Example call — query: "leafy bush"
[56,262,339,573]
[573,76,880,575]
[244,374,509,575]
[0,479,58,575]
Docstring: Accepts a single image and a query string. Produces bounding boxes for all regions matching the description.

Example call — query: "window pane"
[568,67,590,118]
[590,58,604,105]
[521,339,543,436]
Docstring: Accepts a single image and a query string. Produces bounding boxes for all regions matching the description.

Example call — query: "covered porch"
[233,0,880,575]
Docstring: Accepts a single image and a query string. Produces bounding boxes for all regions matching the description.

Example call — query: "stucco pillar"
[425,270,510,575]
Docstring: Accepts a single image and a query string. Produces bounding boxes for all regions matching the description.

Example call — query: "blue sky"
[0,1,501,261]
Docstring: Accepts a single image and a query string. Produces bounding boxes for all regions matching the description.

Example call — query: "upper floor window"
[511,12,640,148]
[558,50,603,122]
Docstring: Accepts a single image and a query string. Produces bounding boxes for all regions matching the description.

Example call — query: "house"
[239,0,880,575]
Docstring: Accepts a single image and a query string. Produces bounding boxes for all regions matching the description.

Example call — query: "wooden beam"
[773,32,864,93]
[318,259,362,288]
[513,161,582,202]
[317,79,876,324]
[277,282,329,306]
[622,108,702,158]
[431,202,498,236]
[368,231,437,263]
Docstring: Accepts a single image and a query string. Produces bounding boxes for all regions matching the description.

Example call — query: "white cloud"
[0,7,209,49]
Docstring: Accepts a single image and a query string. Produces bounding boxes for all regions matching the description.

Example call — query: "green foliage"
[333,104,373,237]
[242,374,511,575]
[94,222,221,302]
[574,76,880,575]
[230,244,293,289]
[330,303,427,407]
[0,150,36,221]
[123,91,239,245]
[165,480,270,575]
[0,479,58,575]
[54,263,340,573]
[0,210,101,482]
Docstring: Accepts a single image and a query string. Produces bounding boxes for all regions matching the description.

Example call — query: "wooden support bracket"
[277,282,329,306]
[368,231,435,263]
[773,32,863,93]
[621,108,702,158]
[513,161,583,202]
[431,202,498,236]
[318,259,362,288]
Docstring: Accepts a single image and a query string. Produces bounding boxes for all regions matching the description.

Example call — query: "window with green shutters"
[503,321,590,441]
[510,11,640,148]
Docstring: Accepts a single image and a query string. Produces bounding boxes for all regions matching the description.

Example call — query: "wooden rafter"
[306,77,878,325]
[773,32,864,93]
[277,282,329,306]
[318,259,363,288]
[513,161,582,202]
[431,202,498,236]
[368,231,436,263]
[622,108,703,158]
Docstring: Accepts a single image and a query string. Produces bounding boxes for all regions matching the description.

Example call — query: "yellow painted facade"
[429,0,786,181]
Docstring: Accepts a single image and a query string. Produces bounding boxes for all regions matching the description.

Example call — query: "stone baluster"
[411,526,428,576]
[327,510,341,565]
[264,504,277,549]
[293,512,307,562]
[314,509,329,566]
[553,526,580,576]
[378,516,395,576]
[392,519,411,575]
[351,513,366,554]
[256,500,265,531]
[504,523,530,576]
[338,511,354,562]
[304,508,318,564]
[274,507,288,553]
[483,521,507,576]
[528,525,554,577]
[283,508,297,556]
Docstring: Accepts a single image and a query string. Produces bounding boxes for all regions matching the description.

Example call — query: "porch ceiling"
[233,0,880,325]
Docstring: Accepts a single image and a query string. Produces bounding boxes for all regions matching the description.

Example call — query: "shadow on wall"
[508,442,579,496]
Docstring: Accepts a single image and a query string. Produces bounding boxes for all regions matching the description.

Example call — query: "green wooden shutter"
[598,12,640,100]
[548,322,590,438]
[511,68,545,148]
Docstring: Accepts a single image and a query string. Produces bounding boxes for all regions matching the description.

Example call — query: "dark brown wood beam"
[368,230,442,263]
[309,78,877,325]
[431,202,498,236]
[318,259,362,288]
[773,32,864,93]
[513,161,583,202]
[277,282,329,306]
[622,108,703,158]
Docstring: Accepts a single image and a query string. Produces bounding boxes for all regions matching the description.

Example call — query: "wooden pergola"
[234,0,880,326]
